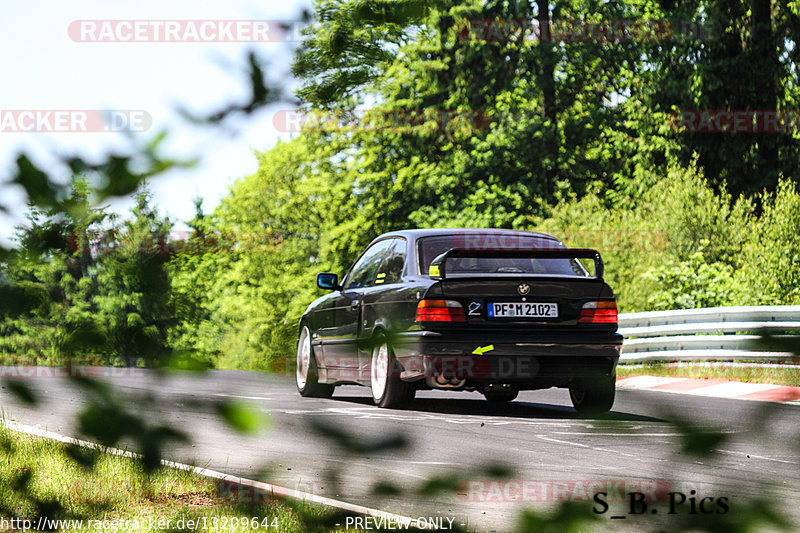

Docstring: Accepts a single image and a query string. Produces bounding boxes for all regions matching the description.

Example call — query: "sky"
[0,0,312,245]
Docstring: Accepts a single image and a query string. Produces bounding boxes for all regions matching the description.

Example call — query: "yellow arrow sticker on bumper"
[472,345,494,355]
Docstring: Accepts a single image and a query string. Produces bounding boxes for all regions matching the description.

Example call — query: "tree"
[1,177,108,364]
[94,190,174,366]
[638,0,800,196]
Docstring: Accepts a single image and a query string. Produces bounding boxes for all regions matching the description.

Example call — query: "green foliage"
[169,136,361,371]
[5,0,800,368]
[0,427,355,533]
[166,134,800,372]
[293,0,433,106]
[1,183,176,366]
[2,5,800,531]
[532,165,800,312]
[216,399,270,434]
[93,191,174,366]
[737,180,800,305]
[645,252,739,310]
[516,502,601,533]
[1,177,107,364]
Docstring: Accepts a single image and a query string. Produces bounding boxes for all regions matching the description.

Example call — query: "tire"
[296,326,334,398]
[483,389,518,403]
[370,337,415,408]
[569,374,616,415]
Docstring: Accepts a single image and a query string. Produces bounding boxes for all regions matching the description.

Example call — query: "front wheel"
[569,374,615,415]
[296,326,334,398]
[370,338,415,408]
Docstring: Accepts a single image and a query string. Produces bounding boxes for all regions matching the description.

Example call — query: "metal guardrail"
[618,306,800,362]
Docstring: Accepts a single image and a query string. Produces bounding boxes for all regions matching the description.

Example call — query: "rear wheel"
[296,326,334,398]
[370,337,415,408]
[483,389,518,403]
[569,374,615,414]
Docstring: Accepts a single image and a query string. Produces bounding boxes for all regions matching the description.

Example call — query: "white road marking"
[213,393,273,400]
[380,460,458,465]
[535,435,589,448]
[715,449,800,465]
[536,435,645,460]
[553,432,685,437]
[318,457,455,479]
[0,420,440,530]
[275,406,583,427]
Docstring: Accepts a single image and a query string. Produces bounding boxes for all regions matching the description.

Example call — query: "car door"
[323,239,395,381]
[357,237,410,376]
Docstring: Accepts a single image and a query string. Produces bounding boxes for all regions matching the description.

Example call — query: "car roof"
[372,228,561,243]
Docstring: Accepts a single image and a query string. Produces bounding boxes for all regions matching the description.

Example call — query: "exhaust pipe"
[426,374,466,389]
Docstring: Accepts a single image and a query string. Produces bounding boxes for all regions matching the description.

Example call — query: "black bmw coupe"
[296,229,622,413]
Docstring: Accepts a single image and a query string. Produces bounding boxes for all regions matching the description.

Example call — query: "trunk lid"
[421,247,616,330]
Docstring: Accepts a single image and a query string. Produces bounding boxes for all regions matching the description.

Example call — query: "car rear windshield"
[417,234,590,277]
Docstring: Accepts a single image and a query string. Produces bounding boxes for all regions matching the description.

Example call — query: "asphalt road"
[1,369,799,532]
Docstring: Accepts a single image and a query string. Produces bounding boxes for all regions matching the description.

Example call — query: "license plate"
[487,302,558,318]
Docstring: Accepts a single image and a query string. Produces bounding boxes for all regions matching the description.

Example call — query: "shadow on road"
[326,394,666,423]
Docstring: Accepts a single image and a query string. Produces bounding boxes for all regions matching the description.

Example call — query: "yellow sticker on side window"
[375,272,386,284]
[429,265,440,277]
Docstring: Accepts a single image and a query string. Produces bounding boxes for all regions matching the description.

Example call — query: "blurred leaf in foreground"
[3,380,38,406]
[216,399,269,434]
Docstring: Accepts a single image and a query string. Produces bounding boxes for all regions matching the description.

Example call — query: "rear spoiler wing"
[427,248,604,281]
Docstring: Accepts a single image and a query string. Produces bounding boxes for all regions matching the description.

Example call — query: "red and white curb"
[616,375,800,405]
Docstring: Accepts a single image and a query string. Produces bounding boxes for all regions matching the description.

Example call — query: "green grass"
[617,363,800,387]
[0,426,378,532]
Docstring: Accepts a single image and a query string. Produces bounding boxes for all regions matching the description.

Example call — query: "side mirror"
[316,272,340,291]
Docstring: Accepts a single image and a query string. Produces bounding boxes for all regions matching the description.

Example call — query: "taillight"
[579,301,617,324]
[416,300,467,322]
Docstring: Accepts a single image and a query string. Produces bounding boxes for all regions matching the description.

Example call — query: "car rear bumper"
[391,330,622,386]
